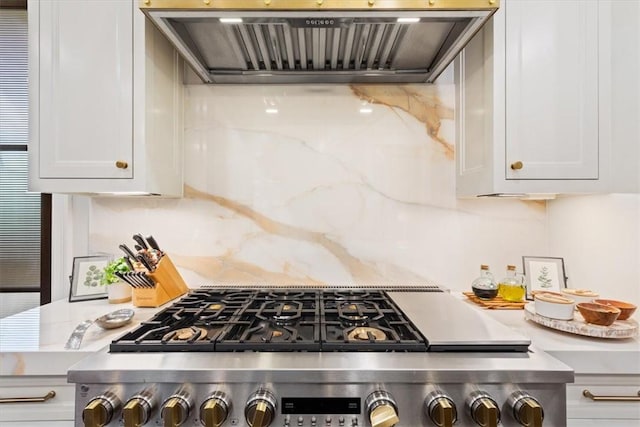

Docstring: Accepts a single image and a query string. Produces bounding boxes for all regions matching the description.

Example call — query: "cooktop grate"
[110,288,429,353]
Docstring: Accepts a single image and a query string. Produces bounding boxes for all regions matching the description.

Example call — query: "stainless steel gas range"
[68,287,573,427]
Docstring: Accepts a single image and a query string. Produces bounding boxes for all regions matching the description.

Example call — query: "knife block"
[131,254,189,307]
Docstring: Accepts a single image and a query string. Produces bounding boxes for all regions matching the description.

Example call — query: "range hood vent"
[141,0,499,84]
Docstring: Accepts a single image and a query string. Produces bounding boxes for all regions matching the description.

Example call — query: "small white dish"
[561,289,599,305]
[534,292,575,320]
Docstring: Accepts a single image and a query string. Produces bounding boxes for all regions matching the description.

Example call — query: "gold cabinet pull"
[0,390,56,404]
[115,160,129,169]
[583,389,640,402]
[510,161,524,170]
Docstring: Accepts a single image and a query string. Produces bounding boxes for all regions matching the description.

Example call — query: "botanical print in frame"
[522,256,567,300]
[69,255,110,302]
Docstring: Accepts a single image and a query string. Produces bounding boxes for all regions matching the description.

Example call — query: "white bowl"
[561,289,599,305]
[534,292,575,320]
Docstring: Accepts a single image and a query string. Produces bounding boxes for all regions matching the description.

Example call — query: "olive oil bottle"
[498,265,526,302]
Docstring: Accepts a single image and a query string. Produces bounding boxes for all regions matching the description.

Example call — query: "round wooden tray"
[524,303,638,339]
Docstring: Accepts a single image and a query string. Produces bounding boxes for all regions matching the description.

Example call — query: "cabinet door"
[505,0,599,180]
[0,376,74,422]
[567,374,640,422]
[602,0,640,192]
[38,0,132,179]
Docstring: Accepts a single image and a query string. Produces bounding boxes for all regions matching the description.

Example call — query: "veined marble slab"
[89,83,547,291]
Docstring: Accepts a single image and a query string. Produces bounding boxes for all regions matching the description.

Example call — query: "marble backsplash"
[88,82,548,291]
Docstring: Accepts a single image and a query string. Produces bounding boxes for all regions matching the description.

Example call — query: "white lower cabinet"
[0,376,74,424]
[566,374,640,425]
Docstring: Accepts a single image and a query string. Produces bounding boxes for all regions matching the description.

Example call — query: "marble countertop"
[459,298,640,375]
[1,293,638,377]
[0,298,160,376]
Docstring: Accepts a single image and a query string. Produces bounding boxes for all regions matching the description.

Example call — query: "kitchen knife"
[123,256,135,272]
[146,235,161,252]
[115,271,136,288]
[134,244,144,252]
[136,253,154,272]
[132,234,149,250]
[141,273,156,288]
[119,244,138,260]
[132,273,148,288]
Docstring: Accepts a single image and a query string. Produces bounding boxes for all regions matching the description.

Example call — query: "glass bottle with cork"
[498,265,526,302]
[471,264,498,300]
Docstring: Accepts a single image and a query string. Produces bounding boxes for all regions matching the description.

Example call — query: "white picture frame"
[522,256,567,300]
[69,255,110,302]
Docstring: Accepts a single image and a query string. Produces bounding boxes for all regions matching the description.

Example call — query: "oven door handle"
[582,389,640,402]
[0,390,56,404]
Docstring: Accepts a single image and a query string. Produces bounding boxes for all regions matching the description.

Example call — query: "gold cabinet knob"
[468,393,500,427]
[115,160,129,169]
[162,396,190,427]
[510,161,524,170]
[200,392,231,427]
[370,404,399,427]
[426,392,457,427]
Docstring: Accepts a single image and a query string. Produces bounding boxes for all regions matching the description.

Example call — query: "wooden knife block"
[131,255,189,307]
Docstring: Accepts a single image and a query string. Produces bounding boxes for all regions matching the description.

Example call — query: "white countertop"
[1,293,638,377]
[0,298,160,376]
[459,297,640,375]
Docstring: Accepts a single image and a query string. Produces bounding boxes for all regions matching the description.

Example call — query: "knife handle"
[136,253,154,272]
[119,244,138,260]
[132,234,149,250]
[146,235,161,252]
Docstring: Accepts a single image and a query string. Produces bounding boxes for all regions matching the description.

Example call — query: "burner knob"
[162,391,194,427]
[245,389,277,427]
[365,391,399,427]
[124,390,155,427]
[508,391,544,427]
[200,391,231,427]
[466,391,500,427]
[425,390,457,427]
[82,391,121,427]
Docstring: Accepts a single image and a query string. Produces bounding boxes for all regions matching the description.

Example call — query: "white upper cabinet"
[29,0,183,196]
[36,0,133,180]
[455,0,638,197]
[601,0,640,193]
[505,0,599,181]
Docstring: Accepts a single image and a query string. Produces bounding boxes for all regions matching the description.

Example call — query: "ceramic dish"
[561,289,599,304]
[534,292,575,320]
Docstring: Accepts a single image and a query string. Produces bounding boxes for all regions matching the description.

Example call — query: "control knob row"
[82,387,543,427]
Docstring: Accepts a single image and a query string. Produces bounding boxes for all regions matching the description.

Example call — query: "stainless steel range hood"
[140,0,499,84]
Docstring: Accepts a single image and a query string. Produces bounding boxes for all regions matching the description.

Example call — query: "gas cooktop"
[110,288,432,352]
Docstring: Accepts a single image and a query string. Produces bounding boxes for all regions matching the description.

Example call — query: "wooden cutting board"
[462,291,526,310]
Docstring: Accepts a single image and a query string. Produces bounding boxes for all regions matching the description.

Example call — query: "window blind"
[0,9,41,291]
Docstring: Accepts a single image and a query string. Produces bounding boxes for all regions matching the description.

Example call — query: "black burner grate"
[110,288,428,353]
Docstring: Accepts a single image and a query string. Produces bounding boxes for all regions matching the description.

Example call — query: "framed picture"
[69,255,110,302]
[522,256,567,300]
